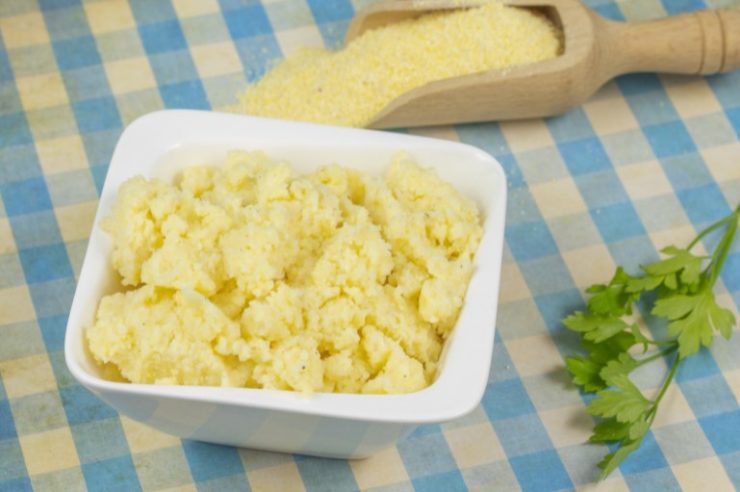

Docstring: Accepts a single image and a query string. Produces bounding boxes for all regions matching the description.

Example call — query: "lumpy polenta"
[87,151,482,394]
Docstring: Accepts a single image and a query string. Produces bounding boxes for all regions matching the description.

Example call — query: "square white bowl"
[64,110,507,459]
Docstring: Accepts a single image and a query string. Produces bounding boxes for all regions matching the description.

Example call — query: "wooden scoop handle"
[604,9,740,76]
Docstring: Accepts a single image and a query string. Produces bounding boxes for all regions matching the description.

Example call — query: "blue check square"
[18,243,73,284]
[726,106,740,137]
[160,80,210,109]
[0,113,33,147]
[0,477,32,492]
[506,221,559,261]
[398,431,458,478]
[53,36,101,70]
[60,385,118,426]
[707,71,740,107]
[42,4,89,39]
[616,73,663,96]
[701,410,740,455]
[662,0,705,14]
[494,413,554,457]
[618,432,670,475]
[547,107,594,142]
[722,252,740,292]
[234,35,282,82]
[306,0,354,23]
[82,456,141,492]
[129,0,177,24]
[509,449,573,492]
[90,164,108,194]
[182,441,245,482]
[39,314,69,352]
[223,4,273,39]
[28,277,76,318]
[73,97,121,133]
[676,347,721,382]
[1,176,52,216]
[497,153,526,188]
[643,121,697,158]
[483,379,536,421]
[0,82,22,114]
[0,42,12,82]
[62,65,111,102]
[590,202,645,242]
[0,400,17,440]
[558,137,612,176]
[72,418,130,464]
[295,458,359,492]
[412,470,467,492]
[0,144,42,185]
[9,211,63,249]
[81,129,119,168]
[38,0,79,10]
[149,50,200,86]
[139,20,188,54]
[677,183,731,224]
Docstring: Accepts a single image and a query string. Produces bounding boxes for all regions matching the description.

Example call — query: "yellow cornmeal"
[238,2,562,127]
[87,151,483,394]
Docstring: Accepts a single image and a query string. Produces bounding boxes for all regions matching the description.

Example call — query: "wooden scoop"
[346,0,740,128]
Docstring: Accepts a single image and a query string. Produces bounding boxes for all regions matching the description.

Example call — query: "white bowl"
[64,110,507,458]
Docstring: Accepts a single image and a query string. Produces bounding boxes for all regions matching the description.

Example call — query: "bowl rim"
[64,110,507,425]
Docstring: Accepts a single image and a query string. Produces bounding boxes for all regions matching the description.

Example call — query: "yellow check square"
[16,72,69,111]
[0,11,49,49]
[20,427,80,476]
[191,42,242,79]
[105,57,157,95]
[84,0,136,34]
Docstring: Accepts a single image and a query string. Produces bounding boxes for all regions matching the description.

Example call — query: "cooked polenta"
[87,151,482,394]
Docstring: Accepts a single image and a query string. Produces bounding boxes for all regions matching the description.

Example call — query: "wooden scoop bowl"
[346,0,740,128]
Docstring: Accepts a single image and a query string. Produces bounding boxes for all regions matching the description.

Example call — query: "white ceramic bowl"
[64,110,507,458]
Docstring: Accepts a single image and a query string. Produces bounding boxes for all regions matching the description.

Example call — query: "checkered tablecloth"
[1,0,739,490]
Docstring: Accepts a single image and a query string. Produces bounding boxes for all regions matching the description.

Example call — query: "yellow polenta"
[87,151,483,394]
[238,2,562,127]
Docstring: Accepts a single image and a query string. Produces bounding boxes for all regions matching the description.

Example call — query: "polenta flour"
[238,2,562,126]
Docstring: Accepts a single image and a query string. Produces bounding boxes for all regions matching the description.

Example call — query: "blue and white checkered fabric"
[1,0,739,490]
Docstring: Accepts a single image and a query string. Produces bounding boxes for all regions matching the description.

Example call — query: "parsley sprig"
[564,205,739,479]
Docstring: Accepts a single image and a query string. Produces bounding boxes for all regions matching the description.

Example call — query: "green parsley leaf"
[563,312,632,343]
[565,356,604,392]
[628,415,650,441]
[563,204,739,479]
[641,246,705,289]
[589,418,630,443]
[709,296,736,340]
[597,438,643,479]
[586,267,637,316]
[599,352,637,386]
[625,274,662,293]
[652,294,698,320]
[658,290,737,358]
[629,323,651,352]
[587,374,650,423]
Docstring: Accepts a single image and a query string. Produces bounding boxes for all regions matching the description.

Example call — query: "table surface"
[1,0,740,491]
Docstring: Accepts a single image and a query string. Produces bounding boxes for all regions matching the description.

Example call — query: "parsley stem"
[687,208,737,251]
[648,354,682,423]
[646,339,677,347]
[707,209,739,287]
[637,344,677,367]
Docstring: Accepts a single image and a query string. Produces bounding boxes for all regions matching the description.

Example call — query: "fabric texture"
[0,0,739,490]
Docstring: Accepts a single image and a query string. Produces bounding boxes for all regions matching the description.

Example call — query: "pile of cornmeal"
[239,2,562,127]
[87,151,483,394]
